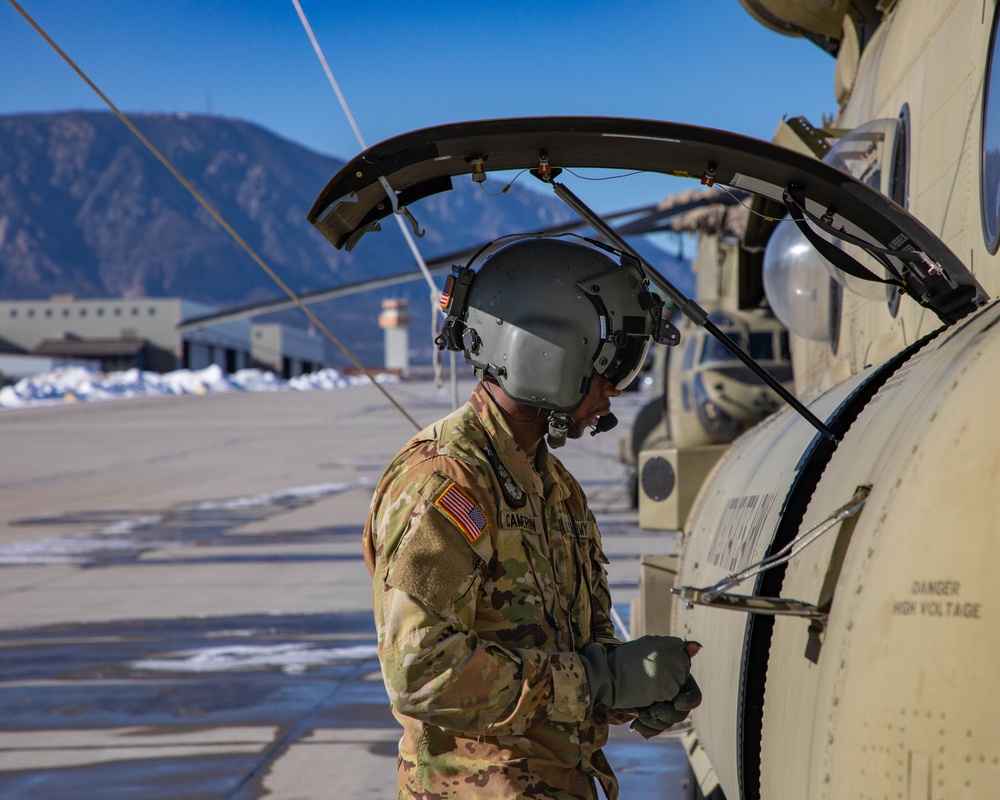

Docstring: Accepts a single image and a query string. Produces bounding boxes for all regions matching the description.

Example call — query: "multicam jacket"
[363,382,628,800]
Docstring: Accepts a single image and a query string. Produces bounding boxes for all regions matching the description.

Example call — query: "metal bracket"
[377,175,425,238]
[673,588,827,620]
[672,486,871,619]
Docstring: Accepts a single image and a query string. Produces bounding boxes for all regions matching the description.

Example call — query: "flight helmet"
[436,236,674,445]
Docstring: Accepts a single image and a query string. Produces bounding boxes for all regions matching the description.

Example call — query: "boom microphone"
[590,413,619,436]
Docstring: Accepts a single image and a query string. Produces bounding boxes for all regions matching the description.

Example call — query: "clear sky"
[2,0,836,214]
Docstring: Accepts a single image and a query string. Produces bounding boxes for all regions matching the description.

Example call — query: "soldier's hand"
[629,675,702,738]
[580,636,699,712]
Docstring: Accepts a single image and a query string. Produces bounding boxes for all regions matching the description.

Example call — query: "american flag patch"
[435,482,489,543]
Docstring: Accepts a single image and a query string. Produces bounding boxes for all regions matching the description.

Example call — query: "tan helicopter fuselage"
[659,2,1000,798]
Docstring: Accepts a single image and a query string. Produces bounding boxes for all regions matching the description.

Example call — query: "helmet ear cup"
[461,327,480,355]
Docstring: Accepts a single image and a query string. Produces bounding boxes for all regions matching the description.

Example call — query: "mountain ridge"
[0,110,691,365]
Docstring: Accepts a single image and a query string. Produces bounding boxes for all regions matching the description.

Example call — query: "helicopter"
[651,0,1000,798]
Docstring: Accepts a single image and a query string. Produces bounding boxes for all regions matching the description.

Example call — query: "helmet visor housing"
[603,333,651,389]
[584,262,654,389]
[460,238,654,411]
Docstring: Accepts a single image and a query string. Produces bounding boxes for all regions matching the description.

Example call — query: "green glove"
[580,635,692,712]
[630,675,702,738]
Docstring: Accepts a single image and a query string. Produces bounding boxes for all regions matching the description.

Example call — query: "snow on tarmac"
[0,479,375,566]
[0,363,397,409]
[134,642,380,674]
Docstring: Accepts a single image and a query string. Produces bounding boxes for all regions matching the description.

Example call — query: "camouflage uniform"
[363,382,631,800]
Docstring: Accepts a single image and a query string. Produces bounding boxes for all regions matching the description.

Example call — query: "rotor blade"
[177,203,659,331]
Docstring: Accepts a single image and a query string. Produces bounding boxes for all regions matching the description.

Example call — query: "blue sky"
[2,0,836,214]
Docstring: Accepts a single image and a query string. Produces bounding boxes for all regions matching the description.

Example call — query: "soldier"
[363,237,701,799]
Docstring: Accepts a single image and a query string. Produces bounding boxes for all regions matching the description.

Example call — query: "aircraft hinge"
[377,175,425,238]
[700,162,717,187]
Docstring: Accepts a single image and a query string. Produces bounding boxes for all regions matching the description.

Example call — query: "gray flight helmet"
[456,237,655,411]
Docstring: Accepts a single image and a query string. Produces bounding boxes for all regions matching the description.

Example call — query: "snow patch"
[134,642,379,674]
[0,364,398,409]
[187,479,375,511]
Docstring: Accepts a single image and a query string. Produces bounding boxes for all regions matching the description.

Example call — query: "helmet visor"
[603,335,651,390]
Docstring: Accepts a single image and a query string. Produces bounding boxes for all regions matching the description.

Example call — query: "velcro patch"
[435,481,489,543]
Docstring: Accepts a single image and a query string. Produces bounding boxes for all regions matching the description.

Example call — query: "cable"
[477,169,528,196]
[8,0,420,430]
[714,184,782,222]
[610,605,631,642]
[562,167,645,182]
[291,0,449,396]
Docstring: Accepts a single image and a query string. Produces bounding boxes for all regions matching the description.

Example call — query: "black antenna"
[545,178,839,444]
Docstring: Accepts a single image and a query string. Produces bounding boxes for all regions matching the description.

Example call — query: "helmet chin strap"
[546,412,570,449]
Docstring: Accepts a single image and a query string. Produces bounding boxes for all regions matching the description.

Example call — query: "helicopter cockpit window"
[764,117,905,341]
[749,331,774,361]
[701,330,744,364]
[981,6,1000,253]
[818,118,904,302]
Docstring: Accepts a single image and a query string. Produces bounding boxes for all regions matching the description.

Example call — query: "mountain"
[0,111,692,366]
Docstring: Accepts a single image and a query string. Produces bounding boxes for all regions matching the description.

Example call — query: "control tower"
[378,298,411,376]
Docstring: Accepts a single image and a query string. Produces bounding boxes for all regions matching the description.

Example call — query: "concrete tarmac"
[0,377,686,799]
